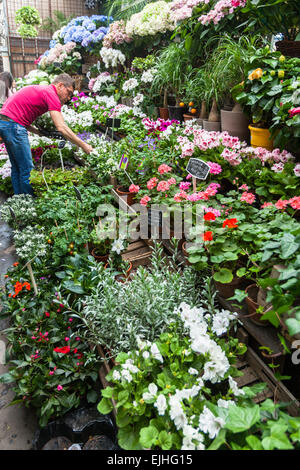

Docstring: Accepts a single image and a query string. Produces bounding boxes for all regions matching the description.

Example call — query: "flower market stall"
[0,0,300,452]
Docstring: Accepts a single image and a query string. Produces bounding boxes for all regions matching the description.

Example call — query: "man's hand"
[82,143,93,154]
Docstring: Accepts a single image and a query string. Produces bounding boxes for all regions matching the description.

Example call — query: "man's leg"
[10,123,34,196]
[0,121,21,194]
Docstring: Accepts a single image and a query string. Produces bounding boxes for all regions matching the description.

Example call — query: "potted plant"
[151,44,190,122]
[89,227,112,263]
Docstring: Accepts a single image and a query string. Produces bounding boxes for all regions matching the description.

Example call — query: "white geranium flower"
[154,394,167,415]
[198,406,225,439]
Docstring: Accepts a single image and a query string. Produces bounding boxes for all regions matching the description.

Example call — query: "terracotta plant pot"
[214,276,243,299]
[248,125,274,151]
[159,107,169,120]
[203,120,221,132]
[181,241,191,265]
[91,248,109,264]
[183,114,194,121]
[245,284,269,326]
[221,105,250,143]
[105,261,133,282]
[115,186,136,206]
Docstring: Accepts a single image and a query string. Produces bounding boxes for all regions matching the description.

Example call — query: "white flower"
[121,369,133,382]
[112,370,121,380]
[228,376,245,397]
[217,398,236,409]
[150,343,163,363]
[100,47,126,68]
[111,239,124,254]
[154,394,167,415]
[142,383,158,401]
[142,351,150,360]
[141,69,155,83]
[122,78,139,93]
[198,406,225,439]
[133,93,144,106]
[188,367,198,375]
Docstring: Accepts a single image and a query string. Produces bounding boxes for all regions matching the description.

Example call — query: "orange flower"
[222,218,238,229]
[13,262,19,267]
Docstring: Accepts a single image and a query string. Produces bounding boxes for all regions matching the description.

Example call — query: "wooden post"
[192,176,197,193]
[27,262,38,296]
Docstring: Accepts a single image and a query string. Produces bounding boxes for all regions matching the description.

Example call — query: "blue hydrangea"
[43,50,50,57]
[49,39,57,49]
[82,19,96,31]
[92,29,105,42]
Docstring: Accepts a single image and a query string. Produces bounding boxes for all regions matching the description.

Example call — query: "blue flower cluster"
[59,15,113,48]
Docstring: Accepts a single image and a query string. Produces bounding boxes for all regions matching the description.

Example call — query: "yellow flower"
[248,68,263,81]
[278,70,285,79]
[115,89,119,93]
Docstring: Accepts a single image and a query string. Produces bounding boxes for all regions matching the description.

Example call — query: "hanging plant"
[15,6,41,26]
[17,24,38,38]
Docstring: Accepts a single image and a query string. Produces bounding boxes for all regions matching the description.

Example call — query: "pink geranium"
[240,191,256,204]
[167,177,177,185]
[129,184,140,193]
[239,184,249,191]
[261,202,273,209]
[157,181,170,192]
[179,181,191,191]
[208,161,222,175]
[140,195,151,206]
[158,164,172,175]
[275,199,289,210]
[288,196,300,210]
[147,177,158,190]
[294,164,300,177]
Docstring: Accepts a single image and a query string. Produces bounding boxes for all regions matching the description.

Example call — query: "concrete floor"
[0,191,38,450]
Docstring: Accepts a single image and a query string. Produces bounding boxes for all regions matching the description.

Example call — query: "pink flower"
[275,199,289,210]
[69,318,73,322]
[65,337,70,342]
[271,163,285,173]
[140,195,151,206]
[240,191,256,204]
[45,312,50,317]
[49,371,54,376]
[208,161,222,175]
[57,385,63,391]
[288,107,300,118]
[294,164,300,177]
[167,178,176,185]
[288,196,300,210]
[158,164,172,175]
[261,202,273,209]
[179,181,191,191]
[186,174,192,180]
[129,184,140,193]
[147,177,158,190]
[239,184,249,191]
[157,181,170,192]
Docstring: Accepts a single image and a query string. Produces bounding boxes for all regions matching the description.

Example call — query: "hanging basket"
[275,40,300,58]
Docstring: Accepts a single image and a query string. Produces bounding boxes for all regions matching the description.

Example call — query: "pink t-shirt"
[1,84,61,127]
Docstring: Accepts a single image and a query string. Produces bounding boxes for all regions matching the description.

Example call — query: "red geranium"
[222,218,238,229]
[54,346,71,354]
[202,231,213,241]
[204,212,216,221]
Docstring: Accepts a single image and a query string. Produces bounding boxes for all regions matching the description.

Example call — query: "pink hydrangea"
[158,164,172,175]
[147,177,158,190]
[129,184,140,193]
[140,195,151,206]
[240,191,256,204]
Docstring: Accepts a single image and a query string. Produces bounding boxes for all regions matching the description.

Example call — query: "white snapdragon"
[188,367,199,375]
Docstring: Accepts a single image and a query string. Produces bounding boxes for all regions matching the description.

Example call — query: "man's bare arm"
[50,110,93,154]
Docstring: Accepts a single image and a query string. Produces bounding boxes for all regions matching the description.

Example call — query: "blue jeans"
[0,119,34,195]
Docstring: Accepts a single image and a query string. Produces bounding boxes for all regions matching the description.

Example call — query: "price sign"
[58,140,66,149]
[186,158,210,180]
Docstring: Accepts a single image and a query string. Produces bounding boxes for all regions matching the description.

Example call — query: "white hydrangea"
[100,47,126,68]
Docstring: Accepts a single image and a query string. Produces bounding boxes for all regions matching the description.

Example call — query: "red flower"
[202,231,213,241]
[204,212,216,221]
[54,346,70,354]
[222,218,238,229]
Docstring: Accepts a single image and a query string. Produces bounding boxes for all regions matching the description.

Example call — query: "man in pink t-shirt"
[0,73,93,195]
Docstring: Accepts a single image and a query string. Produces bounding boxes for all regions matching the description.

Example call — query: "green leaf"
[285,318,300,336]
[213,268,233,284]
[262,432,293,450]
[0,373,15,384]
[97,397,113,415]
[158,430,172,450]
[139,426,159,448]
[118,427,143,450]
[246,435,264,450]
[101,386,114,399]
[225,405,260,433]
[116,413,131,428]
[87,390,98,403]
[207,429,227,450]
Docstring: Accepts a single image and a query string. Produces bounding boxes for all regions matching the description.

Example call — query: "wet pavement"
[0,190,37,450]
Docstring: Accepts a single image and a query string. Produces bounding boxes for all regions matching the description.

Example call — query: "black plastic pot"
[168,106,184,122]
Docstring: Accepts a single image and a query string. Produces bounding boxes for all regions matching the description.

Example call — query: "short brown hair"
[52,73,75,89]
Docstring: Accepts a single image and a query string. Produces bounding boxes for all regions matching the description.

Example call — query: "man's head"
[52,74,75,105]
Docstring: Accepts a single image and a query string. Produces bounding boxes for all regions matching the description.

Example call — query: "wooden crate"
[122,240,152,269]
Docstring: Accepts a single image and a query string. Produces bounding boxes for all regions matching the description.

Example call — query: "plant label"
[58,140,66,149]
[119,154,129,170]
[106,118,121,128]
[186,158,210,180]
